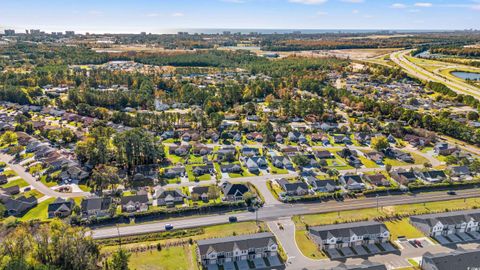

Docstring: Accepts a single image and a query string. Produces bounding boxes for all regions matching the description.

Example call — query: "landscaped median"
[292,197,480,259]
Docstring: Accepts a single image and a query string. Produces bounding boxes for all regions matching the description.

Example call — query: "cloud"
[146,13,159,17]
[414,2,432,7]
[391,3,407,9]
[352,9,359,14]
[316,11,328,15]
[408,9,420,12]
[472,4,480,10]
[340,0,364,3]
[171,12,184,17]
[363,14,373,18]
[289,0,328,5]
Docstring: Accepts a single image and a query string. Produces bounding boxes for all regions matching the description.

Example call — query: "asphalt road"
[390,50,480,99]
[0,153,90,198]
[91,188,480,239]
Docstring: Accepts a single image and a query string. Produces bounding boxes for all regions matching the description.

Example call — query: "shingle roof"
[422,249,480,270]
[309,221,388,240]
[197,232,276,255]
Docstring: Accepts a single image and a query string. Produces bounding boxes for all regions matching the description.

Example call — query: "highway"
[390,49,480,99]
[91,188,480,239]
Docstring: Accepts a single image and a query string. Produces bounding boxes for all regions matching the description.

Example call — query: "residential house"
[220,164,243,174]
[354,133,371,145]
[383,148,414,163]
[309,221,390,249]
[121,194,149,212]
[153,187,186,207]
[363,174,390,187]
[410,209,480,237]
[276,178,309,196]
[242,147,260,157]
[192,144,213,156]
[47,198,74,218]
[0,174,7,185]
[221,181,249,201]
[197,232,279,266]
[191,186,216,202]
[324,262,387,270]
[339,174,365,191]
[81,196,112,218]
[217,147,236,162]
[434,142,457,156]
[390,169,418,185]
[421,249,480,270]
[164,166,186,178]
[365,151,384,165]
[314,150,334,159]
[271,156,294,170]
[333,135,352,145]
[169,145,190,156]
[306,177,340,193]
[449,166,473,181]
[192,164,215,176]
[1,196,37,216]
[415,170,447,183]
[244,156,267,173]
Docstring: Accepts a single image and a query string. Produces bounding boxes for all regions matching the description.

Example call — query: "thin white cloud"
[352,9,360,14]
[88,10,103,16]
[341,0,364,3]
[363,14,373,18]
[289,0,328,5]
[471,4,480,10]
[408,9,420,12]
[146,13,159,17]
[414,2,432,7]
[316,11,328,15]
[171,12,184,17]
[391,3,407,9]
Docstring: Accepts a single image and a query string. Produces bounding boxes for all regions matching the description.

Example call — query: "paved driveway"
[0,153,91,198]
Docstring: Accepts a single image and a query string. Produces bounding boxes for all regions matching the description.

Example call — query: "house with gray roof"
[81,196,112,218]
[196,232,279,266]
[153,187,186,207]
[309,221,390,250]
[306,177,340,193]
[276,178,309,196]
[221,181,249,201]
[244,156,267,173]
[121,194,150,212]
[421,249,480,270]
[410,209,480,238]
[271,156,294,170]
[47,198,74,218]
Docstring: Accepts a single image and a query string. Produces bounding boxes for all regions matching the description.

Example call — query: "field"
[384,218,424,240]
[102,221,267,269]
[19,197,56,221]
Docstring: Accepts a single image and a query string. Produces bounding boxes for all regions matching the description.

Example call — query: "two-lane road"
[91,188,480,239]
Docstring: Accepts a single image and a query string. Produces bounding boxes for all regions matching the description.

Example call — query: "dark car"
[165,224,174,230]
[447,190,456,195]
[229,216,238,223]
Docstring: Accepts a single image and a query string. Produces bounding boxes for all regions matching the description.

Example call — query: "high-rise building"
[4,29,15,36]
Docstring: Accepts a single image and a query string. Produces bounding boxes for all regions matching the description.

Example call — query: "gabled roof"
[309,221,388,240]
[410,209,480,227]
[422,249,480,270]
[222,181,249,196]
[197,232,276,256]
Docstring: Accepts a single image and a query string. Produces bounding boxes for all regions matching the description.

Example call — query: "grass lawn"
[384,158,408,167]
[385,218,424,240]
[103,221,266,270]
[1,178,29,188]
[79,184,92,192]
[410,152,430,165]
[128,245,197,270]
[3,170,18,177]
[295,230,326,259]
[20,197,55,221]
[40,175,58,187]
[359,157,379,168]
[186,165,212,182]
[295,197,480,228]
[21,189,44,199]
[268,161,288,174]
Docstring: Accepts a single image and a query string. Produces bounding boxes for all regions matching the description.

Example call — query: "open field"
[101,221,267,270]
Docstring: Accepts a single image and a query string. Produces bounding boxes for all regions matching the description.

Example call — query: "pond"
[451,71,480,80]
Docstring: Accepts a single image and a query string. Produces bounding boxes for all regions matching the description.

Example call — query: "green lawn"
[295,230,326,259]
[128,245,197,270]
[21,189,44,199]
[359,157,379,168]
[1,178,29,188]
[385,218,425,240]
[2,170,18,177]
[40,175,58,187]
[186,165,212,182]
[268,161,288,174]
[20,197,56,221]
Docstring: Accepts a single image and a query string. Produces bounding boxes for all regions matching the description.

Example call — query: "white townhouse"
[410,209,480,237]
[197,232,278,266]
[308,221,390,249]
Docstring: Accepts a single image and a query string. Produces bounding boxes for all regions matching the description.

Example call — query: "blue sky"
[1,0,479,33]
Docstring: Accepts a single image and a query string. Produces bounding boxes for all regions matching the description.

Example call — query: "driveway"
[0,153,91,198]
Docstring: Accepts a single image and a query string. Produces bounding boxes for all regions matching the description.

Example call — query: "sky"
[0,0,479,34]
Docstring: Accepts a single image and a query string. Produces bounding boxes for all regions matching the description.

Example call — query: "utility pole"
[376,194,379,211]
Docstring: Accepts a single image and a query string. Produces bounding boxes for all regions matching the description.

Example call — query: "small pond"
[452,71,480,80]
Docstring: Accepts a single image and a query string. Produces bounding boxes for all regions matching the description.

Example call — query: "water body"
[452,71,480,80]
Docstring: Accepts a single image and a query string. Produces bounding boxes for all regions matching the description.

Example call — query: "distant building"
[421,248,480,270]
[4,29,15,36]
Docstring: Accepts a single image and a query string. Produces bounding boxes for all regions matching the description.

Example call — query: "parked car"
[229,216,238,223]
[165,224,174,230]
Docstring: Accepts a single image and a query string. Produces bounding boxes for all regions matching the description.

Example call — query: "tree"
[109,248,130,270]
[371,136,389,151]
[91,164,120,191]
[0,131,17,145]
[292,154,309,167]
